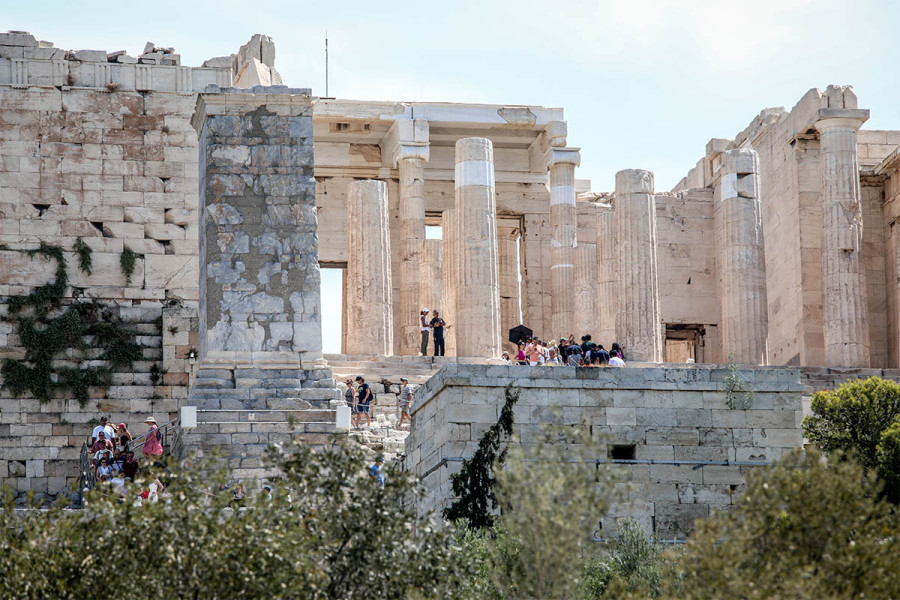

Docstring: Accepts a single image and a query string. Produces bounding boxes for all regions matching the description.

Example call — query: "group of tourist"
[418,307,446,357]
[505,334,627,367]
[343,375,413,430]
[87,415,166,502]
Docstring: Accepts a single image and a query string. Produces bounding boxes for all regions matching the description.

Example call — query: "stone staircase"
[179,365,344,481]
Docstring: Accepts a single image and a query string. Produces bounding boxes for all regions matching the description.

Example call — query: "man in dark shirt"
[355,376,372,427]
[430,311,446,356]
[121,451,140,480]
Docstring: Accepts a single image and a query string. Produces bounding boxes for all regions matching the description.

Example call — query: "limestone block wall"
[406,363,804,538]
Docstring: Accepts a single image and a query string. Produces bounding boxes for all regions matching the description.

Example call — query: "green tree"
[0,440,473,600]
[484,426,621,600]
[671,448,900,599]
[581,519,674,599]
[804,376,900,502]
[877,419,900,504]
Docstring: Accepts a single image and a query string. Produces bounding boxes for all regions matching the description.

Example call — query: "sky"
[7,0,898,353]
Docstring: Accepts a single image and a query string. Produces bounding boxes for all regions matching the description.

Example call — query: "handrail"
[129,417,179,456]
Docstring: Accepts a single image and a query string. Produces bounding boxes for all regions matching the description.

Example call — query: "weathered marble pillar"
[596,209,617,345]
[455,137,501,358]
[615,169,663,362]
[815,109,871,367]
[717,149,768,365]
[345,180,393,355]
[418,239,442,329]
[391,120,430,355]
[546,148,581,336]
[192,86,324,370]
[441,209,458,356]
[574,243,598,339]
[498,225,521,352]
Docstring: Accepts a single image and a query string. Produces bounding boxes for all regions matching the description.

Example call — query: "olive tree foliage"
[804,376,900,503]
[481,426,622,600]
[670,448,900,600]
[581,519,674,599]
[0,440,474,600]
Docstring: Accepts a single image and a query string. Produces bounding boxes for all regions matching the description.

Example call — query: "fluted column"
[498,225,521,353]
[615,169,662,362]
[419,239,442,328]
[596,209,617,345]
[815,111,870,367]
[574,243,598,339]
[442,209,459,356]
[455,137,501,358]
[345,180,393,355]
[398,154,427,355]
[546,148,581,336]
[717,149,768,365]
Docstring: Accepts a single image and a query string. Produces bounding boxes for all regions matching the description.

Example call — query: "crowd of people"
[505,334,627,367]
[86,415,166,504]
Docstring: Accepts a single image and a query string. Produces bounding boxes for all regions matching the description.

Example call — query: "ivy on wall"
[0,242,142,405]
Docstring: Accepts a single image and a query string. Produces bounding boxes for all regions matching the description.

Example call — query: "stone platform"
[406,363,805,539]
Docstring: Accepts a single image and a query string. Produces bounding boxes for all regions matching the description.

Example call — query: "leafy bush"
[804,376,900,502]
[0,440,475,600]
[672,448,900,599]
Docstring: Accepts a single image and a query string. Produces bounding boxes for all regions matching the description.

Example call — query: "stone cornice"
[381,118,430,167]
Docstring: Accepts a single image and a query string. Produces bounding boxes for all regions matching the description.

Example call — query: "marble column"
[615,169,663,362]
[574,243,598,339]
[419,239,442,331]
[398,153,427,355]
[815,110,870,367]
[717,149,768,365]
[498,225,521,353]
[547,148,581,336]
[596,209,617,345]
[441,209,458,356]
[345,180,393,356]
[455,137,502,358]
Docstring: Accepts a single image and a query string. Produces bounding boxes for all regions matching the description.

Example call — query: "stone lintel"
[704,138,731,161]
[191,84,313,133]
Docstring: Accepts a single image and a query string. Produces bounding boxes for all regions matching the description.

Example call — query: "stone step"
[198,409,335,423]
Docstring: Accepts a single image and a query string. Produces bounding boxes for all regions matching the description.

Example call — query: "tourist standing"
[430,310,446,356]
[91,416,116,446]
[398,377,412,428]
[116,422,133,453]
[609,351,626,367]
[142,417,163,462]
[355,376,372,428]
[419,308,430,356]
[370,455,385,487]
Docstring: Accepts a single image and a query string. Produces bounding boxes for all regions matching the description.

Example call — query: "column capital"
[382,118,430,167]
[544,147,581,170]
[814,108,869,133]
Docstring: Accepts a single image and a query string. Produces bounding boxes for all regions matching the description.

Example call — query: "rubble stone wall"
[406,363,804,538]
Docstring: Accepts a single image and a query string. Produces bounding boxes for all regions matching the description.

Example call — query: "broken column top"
[615,169,655,195]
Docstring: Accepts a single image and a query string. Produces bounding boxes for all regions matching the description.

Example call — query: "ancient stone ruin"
[2,30,900,536]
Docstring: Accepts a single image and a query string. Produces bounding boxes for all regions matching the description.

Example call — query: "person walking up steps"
[419,308,430,356]
[398,377,412,428]
[430,310,446,356]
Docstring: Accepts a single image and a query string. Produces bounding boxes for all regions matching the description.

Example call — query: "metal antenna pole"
[325,31,329,97]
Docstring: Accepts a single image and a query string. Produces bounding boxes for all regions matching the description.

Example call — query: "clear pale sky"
[6,0,898,352]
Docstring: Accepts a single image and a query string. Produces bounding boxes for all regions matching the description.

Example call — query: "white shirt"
[420,313,430,332]
[92,424,116,441]
[609,356,626,367]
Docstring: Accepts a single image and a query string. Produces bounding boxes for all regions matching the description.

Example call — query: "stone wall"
[405,363,804,538]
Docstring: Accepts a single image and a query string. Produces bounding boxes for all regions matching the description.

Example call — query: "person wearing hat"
[429,310,446,357]
[419,308,431,356]
[141,416,164,462]
[398,377,412,429]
